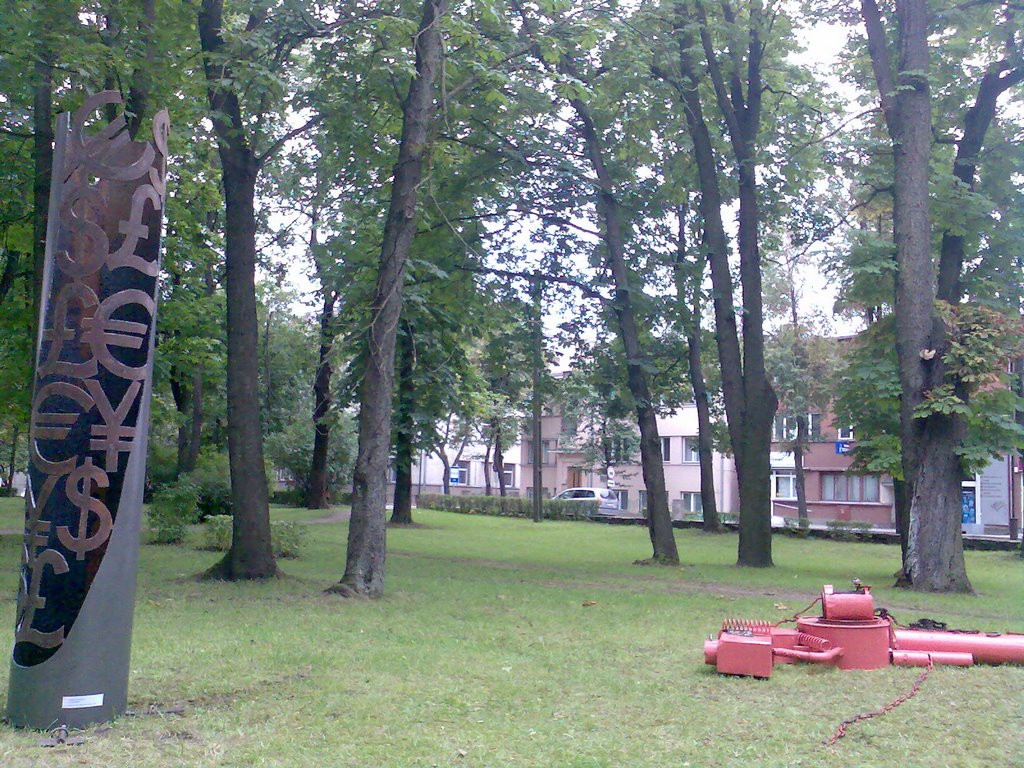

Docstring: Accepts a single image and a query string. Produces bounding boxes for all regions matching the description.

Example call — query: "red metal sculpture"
[704,582,1024,678]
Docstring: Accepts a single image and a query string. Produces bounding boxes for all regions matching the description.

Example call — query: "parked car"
[551,487,620,515]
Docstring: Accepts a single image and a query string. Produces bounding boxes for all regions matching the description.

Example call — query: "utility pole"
[531,272,543,523]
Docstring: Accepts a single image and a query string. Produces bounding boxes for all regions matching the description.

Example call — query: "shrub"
[781,517,812,538]
[147,482,199,544]
[201,515,233,551]
[271,520,306,558]
[182,452,233,518]
[416,493,598,520]
[199,515,307,559]
[825,519,874,541]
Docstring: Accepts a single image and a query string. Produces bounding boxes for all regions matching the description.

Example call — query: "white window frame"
[772,470,797,500]
[661,437,672,463]
[682,436,700,463]
[450,460,470,486]
[680,491,702,513]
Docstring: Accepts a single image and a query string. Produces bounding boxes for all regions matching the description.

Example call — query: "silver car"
[551,487,621,515]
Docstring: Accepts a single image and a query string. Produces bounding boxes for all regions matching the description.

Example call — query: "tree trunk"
[675,9,775,566]
[184,369,203,474]
[494,424,507,498]
[483,440,492,496]
[170,368,189,476]
[390,323,416,525]
[440,449,451,496]
[328,0,447,598]
[531,273,543,521]
[307,287,336,509]
[674,204,721,532]
[568,93,678,565]
[793,415,809,526]
[861,0,970,591]
[892,478,911,581]
[199,0,277,580]
[6,425,19,493]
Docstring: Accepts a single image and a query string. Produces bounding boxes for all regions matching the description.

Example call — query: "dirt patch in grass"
[305,508,350,524]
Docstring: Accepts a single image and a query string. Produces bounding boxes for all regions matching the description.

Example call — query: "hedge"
[416,493,598,520]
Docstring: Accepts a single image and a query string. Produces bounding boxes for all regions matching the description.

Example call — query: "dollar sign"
[57,457,113,560]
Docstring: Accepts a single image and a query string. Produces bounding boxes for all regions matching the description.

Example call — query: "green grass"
[0,498,1021,767]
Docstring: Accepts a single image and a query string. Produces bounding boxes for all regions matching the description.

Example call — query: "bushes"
[825,519,874,541]
[201,515,233,551]
[181,452,233,518]
[148,482,199,544]
[417,493,598,520]
[199,515,306,558]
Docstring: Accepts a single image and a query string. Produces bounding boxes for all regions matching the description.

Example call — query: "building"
[521,402,739,519]
[769,412,1021,537]
[390,443,522,501]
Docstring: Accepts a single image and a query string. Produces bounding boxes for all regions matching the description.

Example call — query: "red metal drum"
[797,616,892,670]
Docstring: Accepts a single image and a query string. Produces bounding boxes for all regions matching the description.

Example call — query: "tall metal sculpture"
[7,92,168,729]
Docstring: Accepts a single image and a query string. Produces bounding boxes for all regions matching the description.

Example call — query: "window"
[639,490,669,512]
[606,436,636,464]
[774,414,821,441]
[661,437,672,463]
[542,440,554,466]
[772,470,797,500]
[821,473,879,502]
[494,464,514,487]
[450,460,469,486]
[616,489,629,511]
[680,492,703,513]
[562,416,578,436]
[837,425,855,441]
[682,437,700,463]
[773,415,796,441]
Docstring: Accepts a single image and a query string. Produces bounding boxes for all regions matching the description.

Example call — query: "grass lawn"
[0,496,1021,767]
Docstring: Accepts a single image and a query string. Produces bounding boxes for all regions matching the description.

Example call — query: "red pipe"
[892,650,973,667]
[894,629,1024,665]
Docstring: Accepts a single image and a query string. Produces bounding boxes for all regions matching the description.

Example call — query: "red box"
[716,632,774,678]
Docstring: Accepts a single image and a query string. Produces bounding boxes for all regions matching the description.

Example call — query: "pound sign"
[15,547,69,649]
[57,458,113,560]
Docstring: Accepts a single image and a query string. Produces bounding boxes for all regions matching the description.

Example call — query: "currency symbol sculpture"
[6,92,168,729]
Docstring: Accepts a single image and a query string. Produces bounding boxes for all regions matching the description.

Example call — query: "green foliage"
[270,520,306,559]
[147,482,200,545]
[824,519,875,541]
[200,515,233,552]
[181,452,234,519]
[417,493,598,521]
[265,409,356,502]
[198,514,306,558]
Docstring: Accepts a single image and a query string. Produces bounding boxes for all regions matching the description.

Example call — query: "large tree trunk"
[307,287,336,509]
[199,0,277,580]
[675,7,776,566]
[674,205,721,532]
[329,0,447,598]
[861,0,970,591]
[568,94,678,565]
[390,323,416,525]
